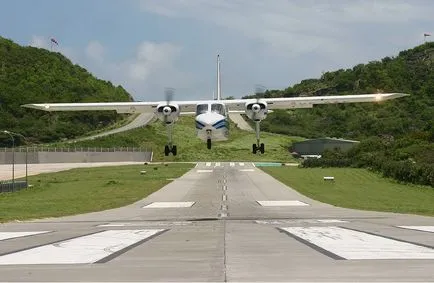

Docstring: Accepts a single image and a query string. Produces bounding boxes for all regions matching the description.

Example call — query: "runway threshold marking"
[279,226,434,260]
[0,229,166,265]
[197,169,213,173]
[257,200,309,207]
[205,162,211,167]
[143,202,195,208]
[0,231,52,241]
[240,169,254,172]
[397,226,434,233]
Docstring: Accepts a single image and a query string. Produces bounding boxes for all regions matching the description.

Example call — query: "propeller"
[252,84,266,115]
[163,87,175,123]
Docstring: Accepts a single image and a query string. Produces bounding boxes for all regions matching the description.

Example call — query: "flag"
[50,38,59,45]
[424,33,431,37]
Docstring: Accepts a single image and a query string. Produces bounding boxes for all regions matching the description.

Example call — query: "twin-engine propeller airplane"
[22,55,410,156]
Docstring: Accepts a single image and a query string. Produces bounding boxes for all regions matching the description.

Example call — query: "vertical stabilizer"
[217,54,221,100]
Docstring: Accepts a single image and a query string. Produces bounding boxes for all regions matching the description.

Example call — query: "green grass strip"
[0,163,194,222]
[260,167,434,216]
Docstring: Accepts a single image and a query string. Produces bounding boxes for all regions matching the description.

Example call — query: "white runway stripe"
[205,162,211,167]
[280,226,434,260]
[230,162,235,167]
[240,169,254,172]
[398,226,434,233]
[143,201,195,208]
[197,169,213,173]
[257,200,309,206]
[0,231,51,241]
[215,162,221,167]
[0,229,165,265]
[239,162,245,166]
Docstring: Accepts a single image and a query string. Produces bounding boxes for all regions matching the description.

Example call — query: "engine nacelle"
[245,100,268,121]
[156,103,180,124]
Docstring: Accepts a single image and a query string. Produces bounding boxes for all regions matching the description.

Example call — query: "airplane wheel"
[260,143,265,154]
[164,145,170,156]
[252,143,257,154]
[207,138,212,149]
[172,145,177,156]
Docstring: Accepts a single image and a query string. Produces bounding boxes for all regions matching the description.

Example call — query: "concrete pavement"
[0,161,433,281]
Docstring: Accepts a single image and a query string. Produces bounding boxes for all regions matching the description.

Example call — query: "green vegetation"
[261,166,434,216]
[245,43,433,186]
[54,116,302,162]
[0,36,132,146]
[0,163,194,222]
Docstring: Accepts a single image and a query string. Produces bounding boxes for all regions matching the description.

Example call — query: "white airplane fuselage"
[195,102,229,142]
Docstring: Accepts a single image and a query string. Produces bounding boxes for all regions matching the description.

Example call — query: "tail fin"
[217,54,221,100]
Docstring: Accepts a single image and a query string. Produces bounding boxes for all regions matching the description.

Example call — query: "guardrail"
[0,180,28,193]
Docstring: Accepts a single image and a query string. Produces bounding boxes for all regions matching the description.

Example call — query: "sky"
[1,0,433,101]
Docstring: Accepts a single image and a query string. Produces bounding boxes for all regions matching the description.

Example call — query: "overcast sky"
[1,0,433,101]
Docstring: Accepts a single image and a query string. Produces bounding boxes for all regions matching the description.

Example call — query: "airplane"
[22,55,410,156]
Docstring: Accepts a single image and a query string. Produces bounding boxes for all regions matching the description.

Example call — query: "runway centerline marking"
[0,231,52,241]
[279,226,434,260]
[143,202,195,208]
[0,229,166,265]
[257,200,309,207]
[397,226,434,233]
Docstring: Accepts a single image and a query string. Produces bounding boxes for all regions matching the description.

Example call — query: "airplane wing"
[21,93,409,114]
[222,93,410,112]
[21,101,200,114]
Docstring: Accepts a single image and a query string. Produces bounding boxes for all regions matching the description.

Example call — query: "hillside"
[53,115,302,162]
[243,43,433,186]
[0,36,132,146]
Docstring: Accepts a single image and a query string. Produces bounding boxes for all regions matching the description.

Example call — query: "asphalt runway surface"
[1,162,434,282]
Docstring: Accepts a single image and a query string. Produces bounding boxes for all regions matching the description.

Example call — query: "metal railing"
[1,147,152,153]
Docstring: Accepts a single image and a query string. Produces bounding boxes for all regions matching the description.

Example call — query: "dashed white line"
[397,226,434,233]
[257,200,309,207]
[143,202,195,208]
[0,231,51,241]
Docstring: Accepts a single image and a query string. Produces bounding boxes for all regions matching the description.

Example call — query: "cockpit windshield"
[211,103,226,115]
[196,104,208,115]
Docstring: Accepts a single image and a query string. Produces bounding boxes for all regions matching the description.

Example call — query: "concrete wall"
[0,151,152,164]
[292,139,359,155]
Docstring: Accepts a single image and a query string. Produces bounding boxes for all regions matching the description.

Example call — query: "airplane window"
[196,104,208,115]
[211,103,225,115]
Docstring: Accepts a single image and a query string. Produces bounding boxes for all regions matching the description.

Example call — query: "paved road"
[0,162,145,181]
[73,113,155,141]
[1,162,434,282]
[229,113,253,131]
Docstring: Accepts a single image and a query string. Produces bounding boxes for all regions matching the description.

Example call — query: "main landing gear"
[164,123,177,156]
[252,121,265,154]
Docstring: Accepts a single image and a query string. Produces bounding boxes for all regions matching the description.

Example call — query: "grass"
[0,163,194,222]
[260,166,434,216]
[56,116,304,162]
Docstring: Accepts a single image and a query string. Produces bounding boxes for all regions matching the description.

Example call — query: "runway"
[1,162,434,282]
